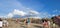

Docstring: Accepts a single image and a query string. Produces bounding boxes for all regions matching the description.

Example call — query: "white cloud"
[0,0,49,18]
[7,13,13,18]
[29,10,39,15]
[13,9,27,16]
[12,9,40,16]
[0,9,27,18]
[4,9,52,18]
[0,9,53,19]
[6,9,40,18]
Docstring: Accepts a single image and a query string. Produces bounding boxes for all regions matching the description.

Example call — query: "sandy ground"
[3,19,60,28]
[2,20,43,28]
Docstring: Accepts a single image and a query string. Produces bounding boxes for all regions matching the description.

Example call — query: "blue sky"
[0,0,60,18]
[18,0,60,14]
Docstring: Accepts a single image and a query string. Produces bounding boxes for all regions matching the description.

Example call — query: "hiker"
[27,18,31,28]
[16,19,19,23]
[43,20,48,28]
[52,22,56,28]
[3,19,9,27]
[24,19,27,25]
[27,18,30,24]
[24,18,30,25]
[24,18,31,28]
[0,18,2,28]
[48,21,51,28]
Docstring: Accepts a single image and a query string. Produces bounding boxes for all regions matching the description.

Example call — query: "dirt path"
[3,20,43,28]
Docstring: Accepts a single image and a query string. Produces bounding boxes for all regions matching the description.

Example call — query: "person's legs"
[28,23,31,28]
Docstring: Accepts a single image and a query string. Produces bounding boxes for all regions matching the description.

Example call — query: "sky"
[0,0,60,18]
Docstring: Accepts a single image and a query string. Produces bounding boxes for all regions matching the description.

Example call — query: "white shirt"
[48,21,50,25]
[0,21,3,27]
[53,23,55,27]
[3,20,8,25]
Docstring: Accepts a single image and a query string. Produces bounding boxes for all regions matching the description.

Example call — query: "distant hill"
[12,15,26,18]
[12,15,21,18]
